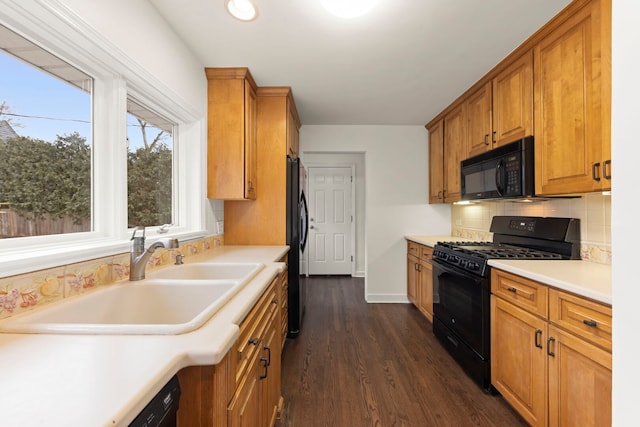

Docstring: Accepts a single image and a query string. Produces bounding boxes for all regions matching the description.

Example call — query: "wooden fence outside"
[0,207,90,238]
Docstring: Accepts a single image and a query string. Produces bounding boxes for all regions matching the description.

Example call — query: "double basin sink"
[0,262,265,335]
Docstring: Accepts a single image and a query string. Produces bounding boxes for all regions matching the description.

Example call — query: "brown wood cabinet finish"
[534,0,611,195]
[427,119,445,203]
[224,87,300,245]
[491,268,611,427]
[206,67,258,200]
[466,82,493,158]
[176,278,283,427]
[406,241,433,321]
[426,0,610,200]
[443,104,466,203]
[491,51,533,147]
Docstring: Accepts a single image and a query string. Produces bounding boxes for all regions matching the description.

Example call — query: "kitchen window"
[0,8,205,277]
[0,23,93,239]
[126,99,176,229]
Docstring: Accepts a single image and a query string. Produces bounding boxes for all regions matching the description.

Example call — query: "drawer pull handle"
[259,357,268,379]
[263,345,271,366]
[535,329,543,349]
[248,338,259,346]
[583,319,598,328]
[507,287,517,293]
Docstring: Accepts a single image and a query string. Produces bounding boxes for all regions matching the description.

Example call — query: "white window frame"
[0,0,207,277]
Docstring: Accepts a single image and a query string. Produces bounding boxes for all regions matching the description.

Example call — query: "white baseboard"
[365,294,411,303]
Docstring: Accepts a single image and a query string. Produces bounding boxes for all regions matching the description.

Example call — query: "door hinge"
[351,255,354,262]
[351,215,353,223]
[350,176,353,183]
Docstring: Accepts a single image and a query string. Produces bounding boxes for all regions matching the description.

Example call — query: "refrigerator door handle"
[300,191,309,253]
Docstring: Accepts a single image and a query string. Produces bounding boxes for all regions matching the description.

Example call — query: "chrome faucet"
[129,226,179,281]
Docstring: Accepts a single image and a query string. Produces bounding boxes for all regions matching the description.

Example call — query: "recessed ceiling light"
[322,0,379,19]
[226,0,257,21]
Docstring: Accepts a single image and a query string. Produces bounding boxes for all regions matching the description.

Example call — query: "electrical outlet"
[216,220,224,234]
[455,219,462,226]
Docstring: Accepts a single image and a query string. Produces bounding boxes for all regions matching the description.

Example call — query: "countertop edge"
[0,245,290,427]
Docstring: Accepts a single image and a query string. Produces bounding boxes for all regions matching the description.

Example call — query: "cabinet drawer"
[549,289,612,351]
[407,241,420,257]
[236,279,278,384]
[419,245,433,261]
[491,269,548,318]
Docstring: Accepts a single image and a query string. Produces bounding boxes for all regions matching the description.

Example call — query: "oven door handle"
[432,258,485,281]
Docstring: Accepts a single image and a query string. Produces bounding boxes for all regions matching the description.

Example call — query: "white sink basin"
[0,279,243,335]
[149,262,264,282]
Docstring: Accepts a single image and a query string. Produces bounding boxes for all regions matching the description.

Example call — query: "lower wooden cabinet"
[406,241,433,321]
[491,268,612,427]
[177,275,284,427]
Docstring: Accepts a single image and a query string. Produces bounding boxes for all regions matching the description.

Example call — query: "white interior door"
[308,167,353,275]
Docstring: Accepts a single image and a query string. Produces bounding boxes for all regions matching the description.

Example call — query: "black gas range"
[431,216,580,391]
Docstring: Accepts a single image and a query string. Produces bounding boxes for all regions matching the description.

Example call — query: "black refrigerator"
[286,157,308,338]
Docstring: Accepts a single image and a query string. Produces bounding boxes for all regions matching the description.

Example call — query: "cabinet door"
[443,104,466,203]
[418,258,433,320]
[492,51,533,147]
[466,82,492,158]
[491,296,547,427]
[228,353,262,427]
[407,254,419,305]
[244,80,257,198]
[262,315,281,427]
[547,326,611,427]
[427,119,445,204]
[534,0,607,195]
[286,102,299,159]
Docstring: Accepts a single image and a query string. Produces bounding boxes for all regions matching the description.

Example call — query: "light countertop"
[487,259,611,305]
[405,235,611,305]
[0,245,289,427]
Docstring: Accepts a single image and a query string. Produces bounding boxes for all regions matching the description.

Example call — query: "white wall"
[60,0,206,111]
[300,125,451,302]
[611,1,640,424]
[57,0,216,235]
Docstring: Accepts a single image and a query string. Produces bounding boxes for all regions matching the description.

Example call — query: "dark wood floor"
[276,276,528,427]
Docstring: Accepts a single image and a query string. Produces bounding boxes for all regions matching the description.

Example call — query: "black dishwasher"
[129,375,181,427]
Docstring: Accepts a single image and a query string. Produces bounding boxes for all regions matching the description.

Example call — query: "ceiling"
[150,0,572,126]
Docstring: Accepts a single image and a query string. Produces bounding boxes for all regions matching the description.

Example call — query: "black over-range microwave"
[460,136,535,201]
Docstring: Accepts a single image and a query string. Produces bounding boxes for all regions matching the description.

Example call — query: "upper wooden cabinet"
[534,0,611,195]
[443,103,466,203]
[205,67,258,200]
[427,0,611,200]
[465,82,493,158]
[427,105,465,204]
[224,87,300,245]
[492,51,534,147]
[465,51,533,159]
[427,119,445,203]
[286,99,300,159]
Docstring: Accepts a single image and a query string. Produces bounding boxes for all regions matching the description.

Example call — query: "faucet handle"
[175,253,184,265]
[130,226,146,241]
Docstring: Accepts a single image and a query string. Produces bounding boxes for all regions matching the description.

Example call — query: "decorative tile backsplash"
[451,192,611,264]
[0,235,224,321]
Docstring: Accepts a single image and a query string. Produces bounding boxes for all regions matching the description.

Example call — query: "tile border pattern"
[0,235,224,320]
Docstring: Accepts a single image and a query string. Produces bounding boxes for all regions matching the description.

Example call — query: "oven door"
[432,258,490,359]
